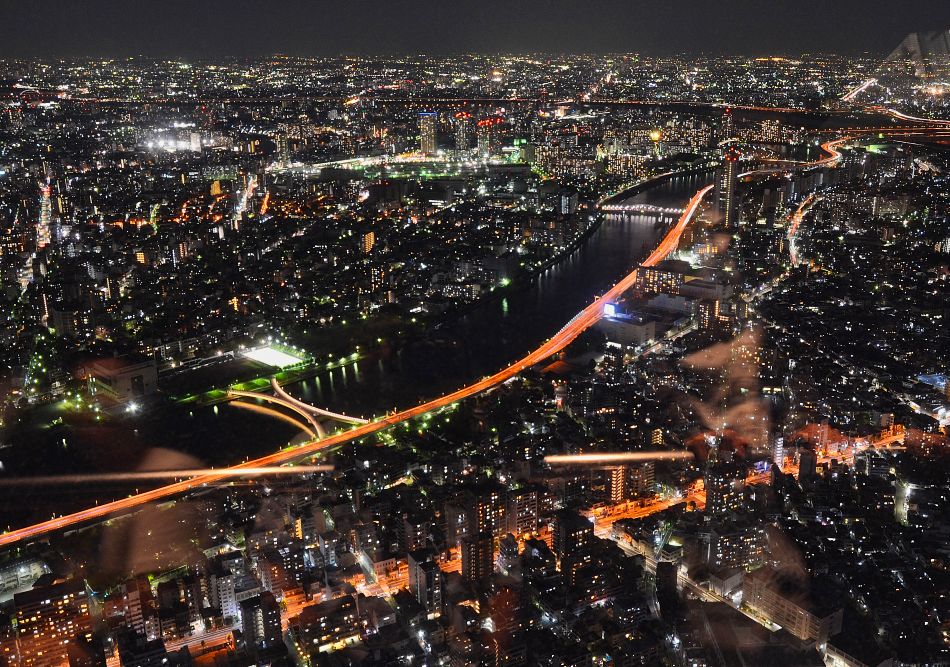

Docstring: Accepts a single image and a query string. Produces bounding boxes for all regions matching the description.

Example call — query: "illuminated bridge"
[269,378,370,426]
[226,389,327,438]
[600,203,687,215]
[227,379,370,437]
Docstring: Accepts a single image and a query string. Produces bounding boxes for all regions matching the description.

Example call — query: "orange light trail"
[786,193,817,266]
[758,137,849,172]
[882,107,950,126]
[842,78,877,102]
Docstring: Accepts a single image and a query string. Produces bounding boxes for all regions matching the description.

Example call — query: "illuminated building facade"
[461,533,494,582]
[408,550,443,615]
[706,520,767,571]
[454,111,472,152]
[466,484,508,538]
[698,298,722,330]
[552,509,593,563]
[705,461,747,516]
[476,117,502,158]
[742,567,843,643]
[718,144,741,228]
[14,579,93,667]
[36,183,52,250]
[506,486,539,536]
[419,112,438,155]
[290,595,360,654]
[627,462,655,498]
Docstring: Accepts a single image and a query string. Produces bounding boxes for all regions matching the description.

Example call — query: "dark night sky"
[1,0,948,58]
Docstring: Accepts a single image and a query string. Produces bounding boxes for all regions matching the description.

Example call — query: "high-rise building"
[721,107,735,142]
[408,550,443,615]
[465,483,507,538]
[37,182,52,250]
[444,500,469,546]
[799,448,818,481]
[14,579,93,667]
[276,132,290,167]
[123,575,159,641]
[506,486,539,536]
[476,117,502,158]
[717,144,741,228]
[484,583,527,666]
[705,520,767,571]
[240,591,283,653]
[771,437,785,467]
[698,299,722,331]
[705,460,747,516]
[454,111,472,152]
[360,230,376,255]
[627,462,655,499]
[552,509,594,562]
[461,532,495,582]
[498,534,520,573]
[419,112,438,155]
[398,512,430,553]
[607,466,626,504]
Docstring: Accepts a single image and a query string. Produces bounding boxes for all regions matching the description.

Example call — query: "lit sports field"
[241,345,304,368]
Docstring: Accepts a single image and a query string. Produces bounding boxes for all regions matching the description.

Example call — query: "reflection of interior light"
[231,400,316,438]
[0,466,333,486]
[545,452,693,465]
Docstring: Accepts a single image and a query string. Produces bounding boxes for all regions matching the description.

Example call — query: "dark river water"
[0,172,710,529]
[287,171,709,417]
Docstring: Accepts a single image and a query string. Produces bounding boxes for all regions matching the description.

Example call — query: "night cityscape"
[1,2,950,666]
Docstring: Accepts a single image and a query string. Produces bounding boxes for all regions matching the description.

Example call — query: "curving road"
[227,389,327,437]
[269,378,369,425]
